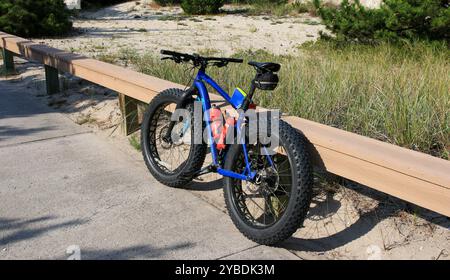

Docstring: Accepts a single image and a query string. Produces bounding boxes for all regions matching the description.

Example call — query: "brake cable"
[183,64,197,91]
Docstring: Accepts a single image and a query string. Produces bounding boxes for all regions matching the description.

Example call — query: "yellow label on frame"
[236,87,247,97]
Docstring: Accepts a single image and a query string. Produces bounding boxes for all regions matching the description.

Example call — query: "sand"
[41,2,325,57]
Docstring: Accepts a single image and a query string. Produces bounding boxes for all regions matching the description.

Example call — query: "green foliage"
[181,0,226,14]
[226,0,251,3]
[154,0,182,5]
[233,0,287,5]
[81,0,129,9]
[0,0,72,37]
[255,0,287,5]
[242,0,316,16]
[314,0,450,42]
[128,133,141,151]
[2,0,71,36]
[292,1,315,14]
[247,0,289,3]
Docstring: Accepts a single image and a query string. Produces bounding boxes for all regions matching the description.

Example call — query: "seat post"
[242,81,257,111]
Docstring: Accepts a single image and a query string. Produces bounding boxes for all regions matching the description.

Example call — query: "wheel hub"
[159,127,173,149]
[251,167,279,194]
[159,125,186,149]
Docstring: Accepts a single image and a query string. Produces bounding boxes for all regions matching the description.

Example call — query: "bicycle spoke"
[150,102,193,174]
[230,138,295,228]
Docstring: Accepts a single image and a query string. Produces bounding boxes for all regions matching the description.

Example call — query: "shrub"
[81,0,129,9]
[181,0,226,14]
[154,0,182,5]
[246,0,293,15]
[226,0,252,3]
[314,0,450,42]
[254,0,287,5]
[292,1,318,15]
[0,0,72,37]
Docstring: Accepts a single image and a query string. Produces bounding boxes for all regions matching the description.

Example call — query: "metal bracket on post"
[45,65,60,95]
[2,48,15,75]
[119,93,140,136]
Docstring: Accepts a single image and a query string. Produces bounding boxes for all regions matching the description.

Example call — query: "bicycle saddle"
[248,61,281,73]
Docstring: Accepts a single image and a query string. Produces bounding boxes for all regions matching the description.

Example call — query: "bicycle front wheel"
[141,88,206,188]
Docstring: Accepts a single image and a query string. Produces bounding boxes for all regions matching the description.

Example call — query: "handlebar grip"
[228,58,244,63]
[161,50,180,56]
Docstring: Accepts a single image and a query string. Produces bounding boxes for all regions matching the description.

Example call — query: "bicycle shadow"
[185,178,222,191]
[278,142,448,254]
[280,188,391,253]
[187,141,450,254]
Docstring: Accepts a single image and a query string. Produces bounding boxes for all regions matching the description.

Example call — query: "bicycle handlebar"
[160,50,243,67]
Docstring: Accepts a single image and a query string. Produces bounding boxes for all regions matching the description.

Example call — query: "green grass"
[96,53,119,64]
[129,133,141,151]
[0,54,4,76]
[116,41,450,159]
[249,25,258,33]
[0,50,4,75]
[243,1,317,17]
[75,114,96,125]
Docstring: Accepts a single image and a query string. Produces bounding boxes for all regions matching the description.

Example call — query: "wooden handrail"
[2,31,449,217]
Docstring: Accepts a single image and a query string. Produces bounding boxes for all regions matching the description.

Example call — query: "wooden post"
[2,48,15,75]
[45,65,60,94]
[119,93,140,135]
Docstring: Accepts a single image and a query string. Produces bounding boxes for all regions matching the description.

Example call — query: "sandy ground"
[41,2,324,57]
[3,58,450,260]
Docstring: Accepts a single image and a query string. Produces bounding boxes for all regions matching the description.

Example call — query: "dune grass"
[246,1,318,16]
[111,41,449,159]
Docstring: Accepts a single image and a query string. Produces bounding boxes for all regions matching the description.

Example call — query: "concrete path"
[0,79,300,260]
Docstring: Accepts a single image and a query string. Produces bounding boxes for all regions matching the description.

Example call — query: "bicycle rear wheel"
[223,120,313,245]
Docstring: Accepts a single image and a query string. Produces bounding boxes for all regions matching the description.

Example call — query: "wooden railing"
[2,31,449,217]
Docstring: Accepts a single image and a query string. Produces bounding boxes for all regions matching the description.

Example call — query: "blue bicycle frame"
[194,70,258,182]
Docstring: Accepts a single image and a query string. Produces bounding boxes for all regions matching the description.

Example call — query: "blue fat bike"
[140,50,313,245]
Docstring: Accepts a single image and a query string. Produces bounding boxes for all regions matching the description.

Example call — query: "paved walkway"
[0,79,300,260]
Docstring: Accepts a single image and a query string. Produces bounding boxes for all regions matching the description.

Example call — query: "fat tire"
[223,120,313,245]
[141,88,206,188]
